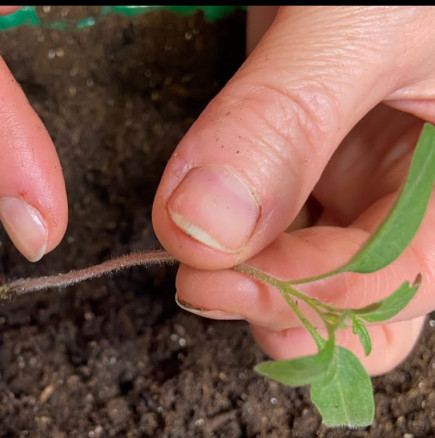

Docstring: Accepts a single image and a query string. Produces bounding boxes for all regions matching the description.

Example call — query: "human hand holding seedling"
[2,6,435,428]
[152,6,435,423]
[2,123,434,427]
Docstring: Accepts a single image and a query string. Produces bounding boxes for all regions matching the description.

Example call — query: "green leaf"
[255,336,334,386]
[354,274,421,323]
[310,346,374,428]
[351,316,372,355]
[339,123,435,274]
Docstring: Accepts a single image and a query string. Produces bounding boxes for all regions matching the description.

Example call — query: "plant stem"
[281,283,339,314]
[234,263,283,289]
[0,250,176,300]
[236,263,340,319]
[235,263,326,349]
[281,292,325,350]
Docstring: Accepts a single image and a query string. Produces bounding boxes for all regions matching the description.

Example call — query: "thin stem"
[0,250,176,300]
[234,263,283,289]
[235,265,326,349]
[281,291,325,350]
[236,263,340,314]
[281,283,339,314]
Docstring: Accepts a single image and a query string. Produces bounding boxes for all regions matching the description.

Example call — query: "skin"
[2,6,435,377]
[0,6,67,261]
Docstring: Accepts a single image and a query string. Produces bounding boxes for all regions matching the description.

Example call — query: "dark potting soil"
[0,6,434,438]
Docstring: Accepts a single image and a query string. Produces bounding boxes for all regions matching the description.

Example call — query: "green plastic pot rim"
[0,6,246,31]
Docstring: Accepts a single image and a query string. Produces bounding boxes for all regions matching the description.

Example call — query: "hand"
[0,7,68,262]
[152,6,435,376]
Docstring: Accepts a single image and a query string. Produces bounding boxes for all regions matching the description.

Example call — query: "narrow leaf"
[255,336,334,386]
[310,346,374,428]
[339,123,435,274]
[351,316,372,355]
[355,274,421,323]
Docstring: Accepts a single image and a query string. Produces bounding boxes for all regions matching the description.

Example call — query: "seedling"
[1,123,435,428]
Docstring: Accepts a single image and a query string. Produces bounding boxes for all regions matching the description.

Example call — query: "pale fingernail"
[175,295,243,320]
[168,166,259,253]
[0,197,48,262]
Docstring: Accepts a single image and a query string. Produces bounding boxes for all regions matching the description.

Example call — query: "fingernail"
[175,295,243,320]
[0,197,48,262]
[168,166,259,252]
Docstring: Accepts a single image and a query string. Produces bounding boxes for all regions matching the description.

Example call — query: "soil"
[0,6,434,438]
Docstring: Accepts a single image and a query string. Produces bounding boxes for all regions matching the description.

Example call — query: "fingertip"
[175,263,263,320]
[0,58,68,261]
[0,197,47,262]
[167,166,260,254]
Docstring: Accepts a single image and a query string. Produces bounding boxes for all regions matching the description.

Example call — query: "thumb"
[152,6,411,269]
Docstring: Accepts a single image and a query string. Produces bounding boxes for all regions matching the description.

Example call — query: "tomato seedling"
[1,123,435,428]
[236,122,435,427]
